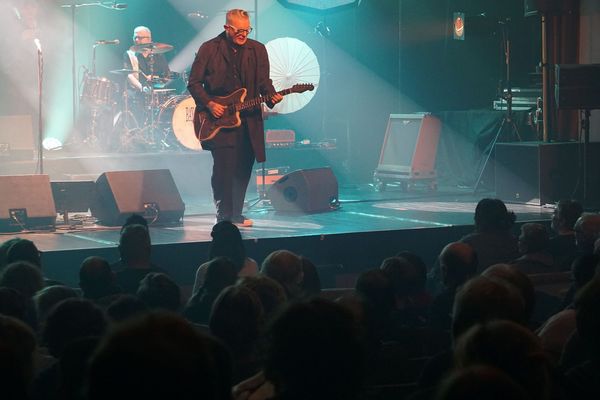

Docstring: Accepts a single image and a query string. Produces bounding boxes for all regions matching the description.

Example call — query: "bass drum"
[158,95,201,150]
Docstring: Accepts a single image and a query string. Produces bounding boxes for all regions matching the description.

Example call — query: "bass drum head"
[170,96,201,150]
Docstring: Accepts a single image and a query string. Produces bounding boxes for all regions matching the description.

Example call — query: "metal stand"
[35,40,44,174]
[473,19,522,193]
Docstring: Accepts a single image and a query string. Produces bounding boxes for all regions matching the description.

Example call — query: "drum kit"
[78,41,199,152]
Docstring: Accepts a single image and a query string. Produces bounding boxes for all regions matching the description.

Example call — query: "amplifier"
[255,166,290,186]
[266,129,295,144]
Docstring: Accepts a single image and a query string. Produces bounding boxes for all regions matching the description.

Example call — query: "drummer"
[124,26,171,95]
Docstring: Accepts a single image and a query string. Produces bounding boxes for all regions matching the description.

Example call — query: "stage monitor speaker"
[0,175,56,231]
[495,142,600,205]
[268,167,338,213]
[375,113,440,180]
[91,169,185,226]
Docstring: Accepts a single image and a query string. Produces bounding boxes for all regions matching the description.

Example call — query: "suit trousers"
[210,124,256,222]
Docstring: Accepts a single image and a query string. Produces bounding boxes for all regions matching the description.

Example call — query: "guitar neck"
[236,88,294,112]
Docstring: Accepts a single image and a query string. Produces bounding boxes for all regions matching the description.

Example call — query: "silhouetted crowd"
[1,198,600,400]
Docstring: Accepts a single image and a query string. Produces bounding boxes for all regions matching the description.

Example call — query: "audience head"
[0,287,27,321]
[453,320,552,400]
[79,256,117,299]
[435,365,529,400]
[118,224,151,266]
[574,277,600,364]
[202,256,238,295]
[574,213,600,253]
[261,250,303,299]
[355,268,395,319]
[5,238,41,268]
[136,272,181,312]
[0,315,36,398]
[209,285,264,357]
[0,261,44,298]
[595,237,600,256]
[209,221,246,271]
[42,298,107,357]
[474,198,516,233]
[517,223,549,254]
[552,199,583,234]
[237,275,287,319]
[120,213,148,233]
[482,264,535,324]
[300,256,321,296]
[0,238,22,271]
[452,275,526,341]
[264,298,365,400]
[34,285,80,326]
[86,312,220,400]
[106,294,149,324]
[380,256,421,299]
[395,250,428,292]
[439,242,477,287]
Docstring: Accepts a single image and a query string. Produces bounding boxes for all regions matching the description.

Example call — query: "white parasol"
[265,37,320,114]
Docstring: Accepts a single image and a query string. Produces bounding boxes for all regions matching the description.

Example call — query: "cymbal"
[110,68,136,75]
[129,42,174,54]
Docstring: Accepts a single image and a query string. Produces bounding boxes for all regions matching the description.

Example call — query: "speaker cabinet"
[555,64,600,110]
[91,169,185,226]
[495,142,600,205]
[374,113,440,188]
[268,167,338,213]
[0,175,56,230]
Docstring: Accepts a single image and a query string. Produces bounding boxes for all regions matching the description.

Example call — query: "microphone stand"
[36,41,44,174]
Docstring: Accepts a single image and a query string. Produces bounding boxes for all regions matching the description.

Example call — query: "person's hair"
[395,250,428,291]
[209,285,264,357]
[264,298,365,400]
[261,250,303,298]
[132,25,151,40]
[136,272,181,312]
[0,315,37,397]
[119,224,151,264]
[570,253,599,289]
[380,256,421,297]
[0,238,23,271]
[79,256,116,299]
[226,8,250,23]
[519,223,549,253]
[34,285,80,326]
[482,264,535,324]
[209,221,246,271]
[86,311,220,400]
[435,365,529,400]
[5,239,41,268]
[555,199,584,231]
[574,277,600,363]
[237,275,287,319]
[120,213,148,233]
[0,261,44,298]
[106,294,149,324]
[355,268,395,316]
[452,275,526,341]
[439,242,478,287]
[202,256,238,295]
[453,320,552,400]
[0,287,28,321]
[474,198,516,233]
[42,298,106,357]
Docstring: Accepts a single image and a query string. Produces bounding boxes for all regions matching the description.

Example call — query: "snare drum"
[157,95,200,150]
[81,76,115,105]
[147,88,176,109]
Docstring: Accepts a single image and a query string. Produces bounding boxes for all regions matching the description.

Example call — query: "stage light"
[42,137,62,150]
[278,0,362,12]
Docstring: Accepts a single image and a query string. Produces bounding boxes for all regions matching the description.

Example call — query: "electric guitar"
[194,83,315,142]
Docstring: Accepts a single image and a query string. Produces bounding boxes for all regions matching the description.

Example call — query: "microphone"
[95,39,120,45]
[34,38,42,53]
[111,3,128,9]
[187,11,208,19]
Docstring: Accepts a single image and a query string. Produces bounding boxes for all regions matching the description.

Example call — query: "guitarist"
[188,9,282,227]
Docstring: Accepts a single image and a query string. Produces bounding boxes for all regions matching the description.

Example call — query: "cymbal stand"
[473,19,522,193]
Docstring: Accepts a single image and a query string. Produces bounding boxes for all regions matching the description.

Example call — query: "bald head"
[439,242,478,287]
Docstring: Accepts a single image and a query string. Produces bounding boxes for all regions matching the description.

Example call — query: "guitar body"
[194,88,246,141]
[193,84,314,142]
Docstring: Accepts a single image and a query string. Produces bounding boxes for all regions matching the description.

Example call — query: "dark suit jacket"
[187,32,276,162]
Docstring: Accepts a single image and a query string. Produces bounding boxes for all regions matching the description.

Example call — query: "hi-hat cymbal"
[129,42,174,54]
[110,68,137,75]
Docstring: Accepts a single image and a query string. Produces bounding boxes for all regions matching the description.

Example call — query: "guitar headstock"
[291,83,315,93]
